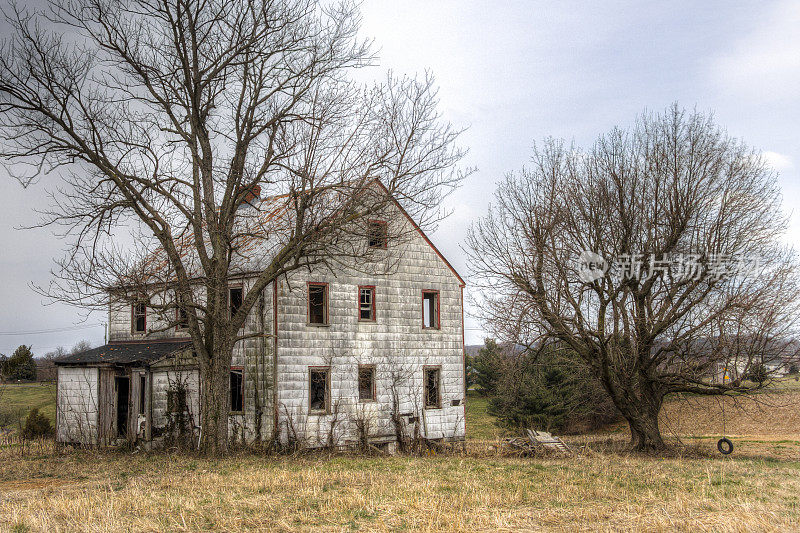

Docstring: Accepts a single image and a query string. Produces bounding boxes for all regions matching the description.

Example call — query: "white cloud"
[763,151,793,171]
[712,0,800,101]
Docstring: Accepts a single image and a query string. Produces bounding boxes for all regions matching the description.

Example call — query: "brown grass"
[2,441,800,532]
[3,390,800,532]
[661,391,800,439]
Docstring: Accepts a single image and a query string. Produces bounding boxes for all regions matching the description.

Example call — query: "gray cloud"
[1,0,797,351]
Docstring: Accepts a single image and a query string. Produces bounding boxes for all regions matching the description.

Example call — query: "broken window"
[422,291,439,329]
[133,301,147,333]
[424,367,441,409]
[368,220,388,249]
[230,368,243,413]
[229,287,243,318]
[358,365,375,401]
[359,286,375,321]
[308,283,328,325]
[309,367,330,412]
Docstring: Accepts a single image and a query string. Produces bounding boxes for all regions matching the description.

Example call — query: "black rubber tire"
[717,437,733,455]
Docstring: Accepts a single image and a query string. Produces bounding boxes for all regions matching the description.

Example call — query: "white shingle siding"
[108,289,200,342]
[151,369,201,432]
[229,279,275,442]
[56,367,99,445]
[275,214,466,446]
[75,201,465,448]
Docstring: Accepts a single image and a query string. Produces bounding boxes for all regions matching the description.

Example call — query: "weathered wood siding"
[96,368,116,446]
[275,211,466,446]
[108,289,198,342]
[100,202,464,448]
[150,368,201,434]
[230,279,275,443]
[56,366,99,445]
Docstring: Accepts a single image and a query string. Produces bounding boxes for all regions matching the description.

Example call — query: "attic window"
[132,301,147,333]
[309,367,330,412]
[358,365,376,401]
[308,283,328,325]
[359,286,375,321]
[230,368,243,413]
[422,290,440,329]
[229,287,243,318]
[424,366,441,409]
[368,220,388,249]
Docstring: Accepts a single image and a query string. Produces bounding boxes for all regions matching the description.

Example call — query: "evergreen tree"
[2,345,37,381]
[488,346,619,433]
[472,338,505,395]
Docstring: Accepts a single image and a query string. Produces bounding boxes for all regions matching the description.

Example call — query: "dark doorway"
[115,376,130,437]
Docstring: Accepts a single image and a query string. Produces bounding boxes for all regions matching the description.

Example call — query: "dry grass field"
[2,386,800,532]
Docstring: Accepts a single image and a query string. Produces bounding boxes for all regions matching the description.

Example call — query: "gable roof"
[373,180,465,287]
[54,341,192,366]
[127,179,465,287]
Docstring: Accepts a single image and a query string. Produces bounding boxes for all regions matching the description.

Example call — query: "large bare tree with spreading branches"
[0,0,466,453]
[467,106,799,450]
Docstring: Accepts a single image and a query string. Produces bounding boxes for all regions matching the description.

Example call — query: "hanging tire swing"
[717,398,734,455]
[717,437,734,455]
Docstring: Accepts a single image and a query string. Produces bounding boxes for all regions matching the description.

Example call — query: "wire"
[0,323,104,336]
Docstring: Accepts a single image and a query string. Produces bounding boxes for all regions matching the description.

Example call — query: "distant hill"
[465,345,483,358]
[465,343,526,358]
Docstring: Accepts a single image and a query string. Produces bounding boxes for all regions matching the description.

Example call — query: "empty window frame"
[359,286,375,321]
[138,375,146,415]
[230,368,244,413]
[132,301,147,334]
[367,220,388,249]
[422,290,440,329]
[229,286,243,318]
[167,388,187,414]
[309,367,330,412]
[308,283,329,325]
[358,365,376,401]
[176,306,190,332]
[423,366,441,409]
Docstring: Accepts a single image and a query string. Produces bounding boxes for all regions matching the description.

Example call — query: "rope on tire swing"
[717,398,733,455]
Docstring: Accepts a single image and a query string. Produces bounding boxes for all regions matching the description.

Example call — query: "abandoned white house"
[54,186,467,449]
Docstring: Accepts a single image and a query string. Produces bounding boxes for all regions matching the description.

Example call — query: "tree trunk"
[199,337,234,455]
[626,409,665,451]
[598,366,667,451]
[617,390,665,451]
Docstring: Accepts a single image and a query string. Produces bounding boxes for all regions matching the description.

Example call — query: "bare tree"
[69,340,92,355]
[467,105,800,450]
[0,0,466,453]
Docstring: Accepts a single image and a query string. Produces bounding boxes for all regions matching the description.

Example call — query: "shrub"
[743,363,769,385]
[488,345,620,433]
[21,408,53,439]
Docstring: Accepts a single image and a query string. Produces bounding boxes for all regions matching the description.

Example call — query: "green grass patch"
[0,382,56,428]
[465,390,502,440]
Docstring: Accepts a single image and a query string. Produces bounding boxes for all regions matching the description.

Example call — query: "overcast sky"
[1,0,799,354]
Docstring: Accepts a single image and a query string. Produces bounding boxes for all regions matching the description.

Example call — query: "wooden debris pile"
[503,429,574,456]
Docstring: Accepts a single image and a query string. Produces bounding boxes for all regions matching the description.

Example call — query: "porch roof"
[54,341,192,366]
